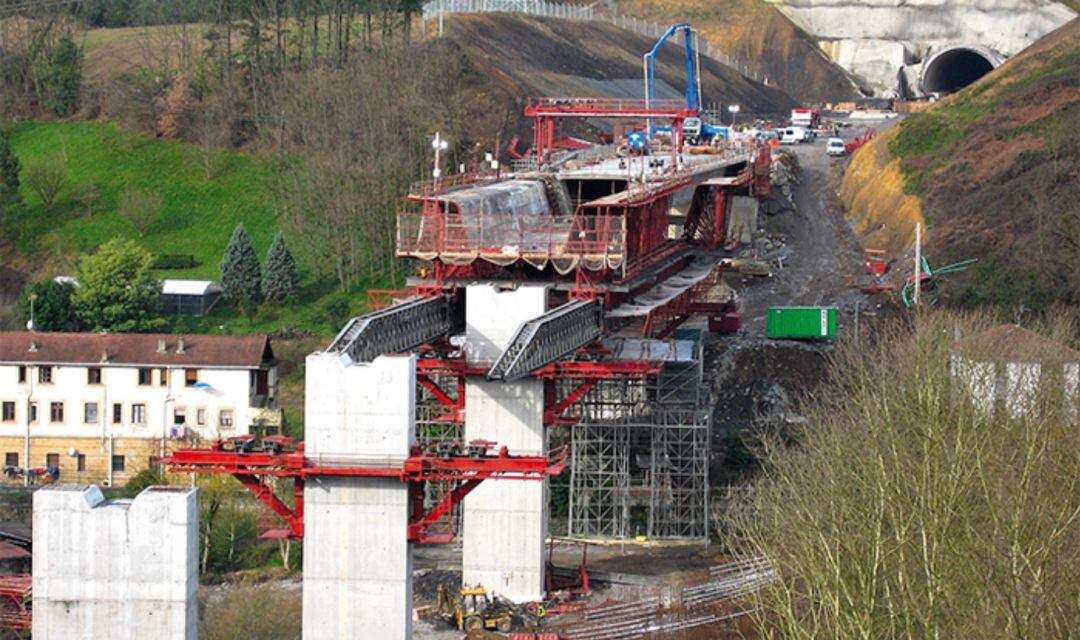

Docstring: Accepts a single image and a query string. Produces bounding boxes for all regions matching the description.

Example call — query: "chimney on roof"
[177,336,186,354]
[157,338,168,353]
[28,341,38,353]
[100,349,109,363]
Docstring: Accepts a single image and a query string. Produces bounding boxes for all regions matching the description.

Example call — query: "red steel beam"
[162,442,567,543]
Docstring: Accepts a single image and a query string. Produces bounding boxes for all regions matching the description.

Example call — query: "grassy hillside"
[868,18,1079,309]
[612,0,857,102]
[1,120,383,336]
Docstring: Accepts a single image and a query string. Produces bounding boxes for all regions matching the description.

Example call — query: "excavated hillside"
[841,18,1080,309]
[441,11,799,135]
[613,0,858,102]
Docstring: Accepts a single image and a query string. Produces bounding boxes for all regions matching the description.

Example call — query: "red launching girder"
[162,439,567,544]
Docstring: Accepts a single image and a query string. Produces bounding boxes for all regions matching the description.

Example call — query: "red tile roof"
[952,324,1080,364]
[0,332,273,368]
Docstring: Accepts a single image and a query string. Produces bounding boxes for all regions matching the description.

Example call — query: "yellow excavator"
[437,584,514,633]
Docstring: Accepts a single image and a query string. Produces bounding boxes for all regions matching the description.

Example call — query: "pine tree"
[0,131,21,234]
[261,231,299,303]
[220,223,261,301]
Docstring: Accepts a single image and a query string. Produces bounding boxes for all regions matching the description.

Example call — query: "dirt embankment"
[838,127,924,256]
[838,18,1080,308]
[614,0,858,103]
[442,13,799,139]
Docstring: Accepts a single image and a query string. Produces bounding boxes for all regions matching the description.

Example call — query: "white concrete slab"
[32,485,198,640]
[302,353,416,640]
[463,285,548,603]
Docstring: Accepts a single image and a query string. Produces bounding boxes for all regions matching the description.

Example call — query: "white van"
[779,128,801,145]
[826,138,847,156]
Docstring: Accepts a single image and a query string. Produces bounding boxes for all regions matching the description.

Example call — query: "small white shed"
[160,279,223,316]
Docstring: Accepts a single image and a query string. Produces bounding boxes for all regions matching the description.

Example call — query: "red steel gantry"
[161,437,567,544]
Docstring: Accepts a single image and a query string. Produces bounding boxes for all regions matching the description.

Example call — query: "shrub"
[152,254,198,270]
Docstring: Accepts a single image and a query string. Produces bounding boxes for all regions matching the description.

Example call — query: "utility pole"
[913,222,922,306]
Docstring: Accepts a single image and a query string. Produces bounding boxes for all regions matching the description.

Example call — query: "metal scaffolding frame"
[567,338,710,540]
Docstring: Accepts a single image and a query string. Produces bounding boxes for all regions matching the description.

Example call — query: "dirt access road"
[736,120,892,336]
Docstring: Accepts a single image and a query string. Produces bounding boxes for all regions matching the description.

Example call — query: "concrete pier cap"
[32,484,199,640]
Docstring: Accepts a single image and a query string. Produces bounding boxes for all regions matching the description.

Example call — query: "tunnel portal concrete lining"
[920,45,1002,95]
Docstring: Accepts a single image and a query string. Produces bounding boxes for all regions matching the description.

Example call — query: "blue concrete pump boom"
[643,23,702,139]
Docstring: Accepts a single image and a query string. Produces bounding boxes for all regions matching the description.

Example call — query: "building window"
[1,402,14,422]
[4,453,17,467]
[159,369,168,386]
[38,366,53,384]
[87,367,102,385]
[111,455,125,472]
[28,402,37,424]
[173,406,187,426]
[219,408,234,428]
[138,368,152,386]
[84,402,99,424]
[112,403,123,425]
[49,402,64,423]
[77,454,86,472]
[45,453,59,469]
[185,369,199,387]
[196,408,207,426]
[17,366,26,384]
[131,404,146,425]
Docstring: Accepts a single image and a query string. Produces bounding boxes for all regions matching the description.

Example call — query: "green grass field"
[3,120,388,337]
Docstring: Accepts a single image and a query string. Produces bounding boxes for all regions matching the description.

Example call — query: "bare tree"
[273,41,466,291]
[24,157,67,206]
[69,182,101,218]
[117,186,163,236]
[733,310,1080,639]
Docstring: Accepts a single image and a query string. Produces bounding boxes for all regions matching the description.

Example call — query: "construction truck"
[437,584,514,633]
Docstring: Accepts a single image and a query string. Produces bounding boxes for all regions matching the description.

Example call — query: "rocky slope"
[766,0,1076,96]
[614,0,859,102]
[839,18,1079,309]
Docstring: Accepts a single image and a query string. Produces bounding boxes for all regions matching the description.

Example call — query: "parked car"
[826,137,847,156]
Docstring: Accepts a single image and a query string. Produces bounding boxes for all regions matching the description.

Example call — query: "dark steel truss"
[487,300,603,381]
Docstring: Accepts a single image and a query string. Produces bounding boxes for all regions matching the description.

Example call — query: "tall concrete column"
[462,285,549,602]
[32,485,198,640]
[303,353,416,640]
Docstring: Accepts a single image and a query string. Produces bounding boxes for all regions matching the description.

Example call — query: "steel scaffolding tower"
[567,337,710,540]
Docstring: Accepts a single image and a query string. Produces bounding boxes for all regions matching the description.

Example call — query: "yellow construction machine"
[437,584,514,633]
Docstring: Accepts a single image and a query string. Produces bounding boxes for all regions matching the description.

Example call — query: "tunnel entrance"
[921,46,999,95]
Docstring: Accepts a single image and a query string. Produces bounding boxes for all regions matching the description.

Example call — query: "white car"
[826,138,847,156]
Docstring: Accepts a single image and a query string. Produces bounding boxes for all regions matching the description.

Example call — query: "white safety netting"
[400,179,625,274]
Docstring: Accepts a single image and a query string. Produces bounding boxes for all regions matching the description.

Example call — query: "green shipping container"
[767,307,837,340]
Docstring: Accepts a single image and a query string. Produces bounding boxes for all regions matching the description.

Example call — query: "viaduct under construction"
[30,89,773,639]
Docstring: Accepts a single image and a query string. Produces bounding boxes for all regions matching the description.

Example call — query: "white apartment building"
[0,332,280,485]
